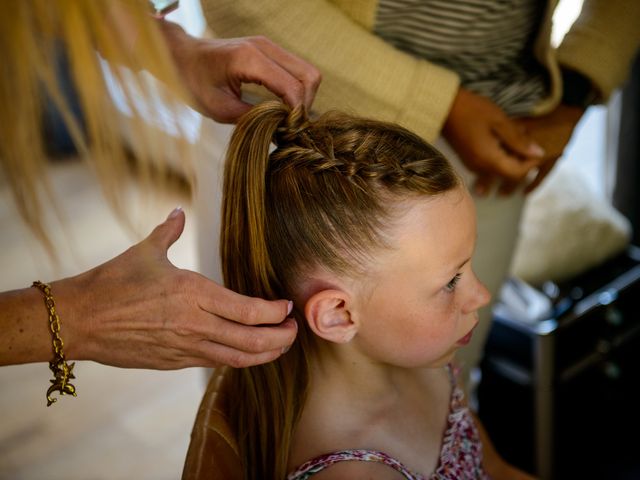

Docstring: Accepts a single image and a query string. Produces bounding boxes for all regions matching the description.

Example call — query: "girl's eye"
[445,273,462,292]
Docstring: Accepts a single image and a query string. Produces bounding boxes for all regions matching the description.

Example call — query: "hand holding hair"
[0,208,297,370]
[159,20,322,123]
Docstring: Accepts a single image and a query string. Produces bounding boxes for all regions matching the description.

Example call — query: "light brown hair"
[0,0,191,253]
[220,101,460,479]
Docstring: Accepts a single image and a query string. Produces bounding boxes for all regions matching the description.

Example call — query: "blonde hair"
[220,101,461,479]
[0,0,191,253]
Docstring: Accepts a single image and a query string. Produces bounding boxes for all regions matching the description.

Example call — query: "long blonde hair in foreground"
[0,0,192,253]
[220,101,461,479]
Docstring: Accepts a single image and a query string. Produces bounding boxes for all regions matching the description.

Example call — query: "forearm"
[0,277,86,366]
[1,210,297,371]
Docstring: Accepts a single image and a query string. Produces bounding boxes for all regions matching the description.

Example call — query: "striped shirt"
[374,0,549,115]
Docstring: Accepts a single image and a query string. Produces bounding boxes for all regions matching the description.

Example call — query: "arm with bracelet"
[0,0,324,401]
[0,209,297,406]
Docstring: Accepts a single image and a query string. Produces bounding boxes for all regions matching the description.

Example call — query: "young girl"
[184,101,534,480]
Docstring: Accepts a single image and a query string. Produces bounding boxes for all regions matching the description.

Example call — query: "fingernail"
[284,316,298,330]
[286,300,293,315]
[167,206,182,220]
[282,344,292,354]
[528,143,545,157]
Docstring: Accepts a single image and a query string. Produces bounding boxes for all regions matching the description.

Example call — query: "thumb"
[493,120,545,159]
[209,99,252,124]
[205,89,253,124]
[147,207,186,254]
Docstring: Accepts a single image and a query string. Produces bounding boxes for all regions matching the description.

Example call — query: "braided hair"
[220,101,460,479]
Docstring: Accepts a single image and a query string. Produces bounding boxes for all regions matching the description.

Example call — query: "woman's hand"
[514,104,585,194]
[443,87,545,195]
[159,20,322,123]
[51,208,297,369]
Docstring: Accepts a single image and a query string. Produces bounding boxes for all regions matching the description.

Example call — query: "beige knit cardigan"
[202,0,640,142]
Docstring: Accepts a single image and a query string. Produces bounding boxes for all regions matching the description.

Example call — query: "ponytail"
[221,101,311,480]
[221,100,288,299]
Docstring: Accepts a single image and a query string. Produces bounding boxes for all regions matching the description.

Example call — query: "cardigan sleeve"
[556,0,640,102]
[200,0,460,142]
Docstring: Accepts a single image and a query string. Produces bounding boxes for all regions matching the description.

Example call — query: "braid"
[274,104,312,145]
[271,111,457,195]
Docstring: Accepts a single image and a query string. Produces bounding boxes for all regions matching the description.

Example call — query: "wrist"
[156,17,192,60]
[442,87,465,138]
[155,17,202,83]
[49,275,90,361]
[559,103,586,124]
[31,281,81,405]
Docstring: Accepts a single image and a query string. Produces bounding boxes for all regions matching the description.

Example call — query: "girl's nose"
[464,272,491,313]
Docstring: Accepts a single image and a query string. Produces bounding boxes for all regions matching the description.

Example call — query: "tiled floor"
[0,159,206,480]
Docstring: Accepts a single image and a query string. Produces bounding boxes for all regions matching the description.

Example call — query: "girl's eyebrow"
[456,258,471,271]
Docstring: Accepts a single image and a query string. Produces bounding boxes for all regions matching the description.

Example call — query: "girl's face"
[350,187,490,369]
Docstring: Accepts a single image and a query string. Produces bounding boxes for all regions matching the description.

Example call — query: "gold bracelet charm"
[32,281,77,406]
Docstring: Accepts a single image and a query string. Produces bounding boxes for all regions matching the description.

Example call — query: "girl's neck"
[312,340,448,402]
[288,343,451,474]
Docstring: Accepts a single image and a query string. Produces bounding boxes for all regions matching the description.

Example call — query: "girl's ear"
[305,289,358,344]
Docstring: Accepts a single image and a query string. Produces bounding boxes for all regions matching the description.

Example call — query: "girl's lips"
[456,331,473,346]
[456,324,477,346]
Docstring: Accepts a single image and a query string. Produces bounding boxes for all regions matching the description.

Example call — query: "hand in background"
[160,20,321,123]
[443,87,546,196]
[514,104,585,194]
[56,208,297,369]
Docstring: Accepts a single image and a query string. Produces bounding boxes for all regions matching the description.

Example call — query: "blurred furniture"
[613,52,640,245]
[479,246,640,480]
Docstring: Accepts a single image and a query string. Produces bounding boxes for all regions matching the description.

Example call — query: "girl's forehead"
[393,188,473,235]
[379,189,476,269]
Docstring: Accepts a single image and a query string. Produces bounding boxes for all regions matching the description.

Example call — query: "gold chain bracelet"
[32,281,77,406]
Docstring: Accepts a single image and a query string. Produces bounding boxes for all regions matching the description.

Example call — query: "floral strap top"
[287,366,491,480]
